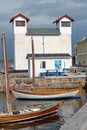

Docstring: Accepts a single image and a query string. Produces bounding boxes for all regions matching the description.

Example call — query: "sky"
[0,0,87,59]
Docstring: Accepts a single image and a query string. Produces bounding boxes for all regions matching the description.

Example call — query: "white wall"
[30,35,71,54]
[14,33,72,70]
[28,58,71,77]
[14,34,30,70]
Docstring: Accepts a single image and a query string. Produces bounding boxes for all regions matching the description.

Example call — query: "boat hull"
[0,102,63,124]
[11,86,82,100]
[12,89,79,99]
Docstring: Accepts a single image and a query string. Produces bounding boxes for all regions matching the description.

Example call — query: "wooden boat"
[11,85,82,100]
[0,101,63,124]
[0,33,63,124]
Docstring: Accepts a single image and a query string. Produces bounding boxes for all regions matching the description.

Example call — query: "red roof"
[10,13,30,23]
[53,14,74,23]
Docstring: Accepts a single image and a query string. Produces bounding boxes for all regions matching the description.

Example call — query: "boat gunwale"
[11,86,82,96]
[0,102,63,124]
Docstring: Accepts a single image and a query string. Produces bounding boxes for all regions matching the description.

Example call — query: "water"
[0,89,87,130]
[0,59,14,70]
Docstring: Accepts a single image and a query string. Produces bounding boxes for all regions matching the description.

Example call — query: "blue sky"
[0,0,87,59]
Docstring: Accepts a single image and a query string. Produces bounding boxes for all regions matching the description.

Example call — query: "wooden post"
[1,33,11,112]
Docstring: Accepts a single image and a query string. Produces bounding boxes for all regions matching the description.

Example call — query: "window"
[61,21,70,27]
[16,21,25,26]
[40,61,46,68]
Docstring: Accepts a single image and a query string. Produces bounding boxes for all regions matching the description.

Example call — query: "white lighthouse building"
[10,13,74,77]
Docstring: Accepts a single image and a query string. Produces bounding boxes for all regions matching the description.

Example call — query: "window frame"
[61,21,71,27]
[15,21,25,27]
[40,61,46,68]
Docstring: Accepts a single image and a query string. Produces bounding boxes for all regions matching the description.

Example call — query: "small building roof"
[26,53,71,59]
[53,14,74,24]
[75,37,87,45]
[26,28,60,35]
[81,37,87,43]
[10,13,30,23]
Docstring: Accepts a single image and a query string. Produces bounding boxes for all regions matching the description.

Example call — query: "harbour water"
[0,59,14,71]
[0,89,87,130]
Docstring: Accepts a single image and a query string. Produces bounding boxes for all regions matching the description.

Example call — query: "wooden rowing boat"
[0,101,63,124]
[0,33,63,124]
[11,86,82,100]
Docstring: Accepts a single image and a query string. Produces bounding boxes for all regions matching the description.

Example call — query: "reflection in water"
[0,114,64,130]
[0,88,87,130]
[59,98,83,122]
[78,99,83,108]
[0,92,7,112]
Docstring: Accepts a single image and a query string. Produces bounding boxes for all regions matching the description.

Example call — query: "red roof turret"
[10,13,30,23]
[53,14,74,24]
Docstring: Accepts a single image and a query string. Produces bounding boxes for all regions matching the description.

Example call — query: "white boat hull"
[12,89,79,100]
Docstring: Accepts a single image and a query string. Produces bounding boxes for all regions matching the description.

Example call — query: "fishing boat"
[0,33,63,124]
[11,85,82,100]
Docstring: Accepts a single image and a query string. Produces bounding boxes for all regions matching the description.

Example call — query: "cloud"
[0,0,87,58]
[0,0,86,28]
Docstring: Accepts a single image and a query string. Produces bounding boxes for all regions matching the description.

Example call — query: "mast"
[31,37,35,86]
[1,33,11,112]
